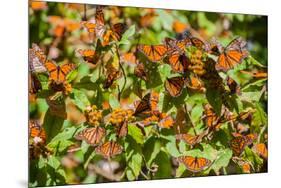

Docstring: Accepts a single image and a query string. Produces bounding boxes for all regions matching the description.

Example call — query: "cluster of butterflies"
[136,34,248,98]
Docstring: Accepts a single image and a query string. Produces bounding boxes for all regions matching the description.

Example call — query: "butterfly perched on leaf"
[177,156,212,173]
[165,76,185,97]
[181,32,209,51]
[137,111,174,129]
[101,23,126,46]
[95,141,123,158]
[211,37,249,72]
[137,44,168,62]
[77,49,99,64]
[165,51,190,73]
[230,133,257,156]
[75,127,105,146]
[176,130,208,146]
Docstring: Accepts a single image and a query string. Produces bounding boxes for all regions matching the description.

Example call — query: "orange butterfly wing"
[133,93,151,115]
[112,23,126,41]
[29,120,46,144]
[158,113,174,128]
[178,156,211,172]
[134,62,147,81]
[95,141,123,158]
[253,143,268,159]
[164,76,185,97]
[176,134,199,146]
[230,136,248,156]
[78,49,97,64]
[166,52,189,73]
[138,44,168,62]
[75,127,105,145]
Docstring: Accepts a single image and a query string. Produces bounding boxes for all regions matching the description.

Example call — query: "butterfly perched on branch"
[176,130,208,146]
[177,156,212,173]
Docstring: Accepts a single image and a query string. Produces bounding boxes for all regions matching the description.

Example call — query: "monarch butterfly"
[240,70,268,79]
[165,52,190,73]
[94,6,106,38]
[158,112,174,128]
[103,68,121,89]
[75,127,105,146]
[137,44,168,62]
[183,35,208,51]
[230,133,256,156]
[133,92,158,116]
[140,11,157,27]
[165,76,185,97]
[203,104,223,130]
[95,141,123,158]
[253,143,268,159]
[81,20,96,33]
[177,156,212,173]
[186,76,206,93]
[215,37,248,72]
[164,37,191,53]
[77,49,98,64]
[29,73,42,94]
[226,76,241,95]
[29,120,46,144]
[176,131,208,146]
[29,43,47,73]
[116,121,128,138]
[101,23,126,46]
[134,62,148,81]
[44,60,77,84]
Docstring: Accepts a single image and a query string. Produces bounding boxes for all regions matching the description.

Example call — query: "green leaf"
[206,88,222,115]
[143,137,162,166]
[153,151,172,179]
[109,94,120,109]
[47,155,60,170]
[70,88,90,111]
[191,104,203,123]
[43,109,64,143]
[118,25,135,46]
[125,136,143,180]
[210,148,232,173]
[128,124,144,145]
[176,163,187,178]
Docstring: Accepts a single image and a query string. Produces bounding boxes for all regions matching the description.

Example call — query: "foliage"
[28,1,268,187]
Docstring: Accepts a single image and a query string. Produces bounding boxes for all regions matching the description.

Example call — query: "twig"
[140,169,150,180]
